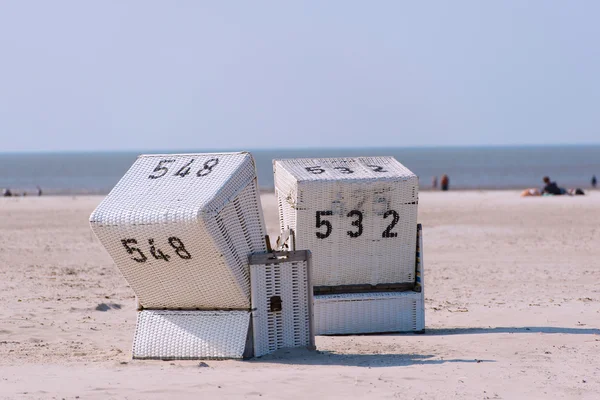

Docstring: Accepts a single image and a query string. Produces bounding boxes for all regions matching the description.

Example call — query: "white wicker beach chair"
[90,152,314,358]
[274,157,425,334]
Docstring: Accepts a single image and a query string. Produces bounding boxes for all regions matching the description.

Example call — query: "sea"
[1,145,599,195]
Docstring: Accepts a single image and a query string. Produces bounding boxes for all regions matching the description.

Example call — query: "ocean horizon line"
[2,143,600,155]
[5,186,595,197]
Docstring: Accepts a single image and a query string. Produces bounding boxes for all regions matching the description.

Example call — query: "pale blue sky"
[1,1,599,152]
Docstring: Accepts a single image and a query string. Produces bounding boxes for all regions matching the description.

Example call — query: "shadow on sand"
[251,350,494,367]
[420,326,600,335]
[250,326,599,366]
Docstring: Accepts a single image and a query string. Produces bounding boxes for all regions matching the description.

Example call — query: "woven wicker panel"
[274,157,418,286]
[132,310,250,359]
[90,152,267,309]
[314,291,424,335]
[250,251,314,357]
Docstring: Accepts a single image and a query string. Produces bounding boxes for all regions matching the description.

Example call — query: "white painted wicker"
[249,251,315,357]
[314,291,424,335]
[274,157,418,287]
[132,310,251,359]
[90,152,267,310]
[314,224,425,335]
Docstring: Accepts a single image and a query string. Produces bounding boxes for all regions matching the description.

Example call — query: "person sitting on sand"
[2,188,12,197]
[541,176,563,195]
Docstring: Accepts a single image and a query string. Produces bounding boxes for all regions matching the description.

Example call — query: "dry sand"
[0,191,599,399]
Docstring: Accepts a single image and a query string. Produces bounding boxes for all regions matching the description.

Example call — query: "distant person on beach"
[592,175,597,188]
[37,186,43,196]
[541,176,563,195]
[432,176,438,189]
[440,174,449,191]
[2,188,13,197]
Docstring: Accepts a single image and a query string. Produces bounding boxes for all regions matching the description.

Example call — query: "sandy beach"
[1,190,599,399]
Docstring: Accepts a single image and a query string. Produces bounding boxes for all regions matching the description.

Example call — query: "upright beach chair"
[90,152,314,359]
[274,157,425,334]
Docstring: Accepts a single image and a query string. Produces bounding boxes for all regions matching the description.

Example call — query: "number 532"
[315,210,399,239]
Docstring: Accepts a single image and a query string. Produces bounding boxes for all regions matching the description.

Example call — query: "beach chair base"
[132,250,315,360]
[132,310,252,360]
[313,224,425,335]
[314,291,425,335]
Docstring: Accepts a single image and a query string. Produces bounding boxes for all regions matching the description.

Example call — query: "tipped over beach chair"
[274,156,425,334]
[90,152,314,359]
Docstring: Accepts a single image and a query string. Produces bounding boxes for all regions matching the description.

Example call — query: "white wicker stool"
[249,250,315,357]
[90,152,314,358]
[274,157,425,334]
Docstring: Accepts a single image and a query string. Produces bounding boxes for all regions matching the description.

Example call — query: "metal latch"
[269,296,282,312]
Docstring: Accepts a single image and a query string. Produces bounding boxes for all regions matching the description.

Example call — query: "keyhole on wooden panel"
[269,296,282,312]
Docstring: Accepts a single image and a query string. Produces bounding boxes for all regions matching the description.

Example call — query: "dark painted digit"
[197,158,219,177]
[334,166,354,174]
[305,166,325,174]
[149,159,176,179]
[382,210,399,238]
[174,159,194,177]
[121,239,147,263]
[346,210,363,238]
[168,237,192,259]
[315,211,333,239]
[368,164,387,173]
[149,239,171,261]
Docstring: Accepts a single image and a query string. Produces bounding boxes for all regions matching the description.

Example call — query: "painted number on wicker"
[304,164,387,174]
[120,237,192,263]
[148,157,220,179]
[315,210,399,239]
[347,210,363,238]
[382,210,399,238]
[315,211,333,238]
